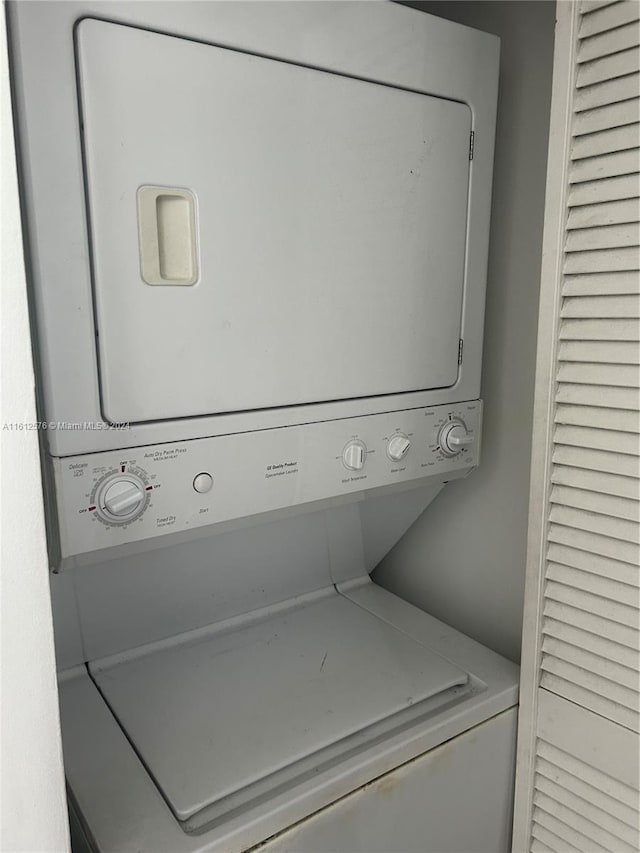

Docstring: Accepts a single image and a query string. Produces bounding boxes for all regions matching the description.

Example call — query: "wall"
[376,1,556,662]
[0,10,70,851]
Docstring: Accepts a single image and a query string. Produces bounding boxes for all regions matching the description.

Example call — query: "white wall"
[0,10,70,851]
[376,1,556,662]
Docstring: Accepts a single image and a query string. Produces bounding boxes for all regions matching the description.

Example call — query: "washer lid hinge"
[469,130,475,161]
[458,339,464,365]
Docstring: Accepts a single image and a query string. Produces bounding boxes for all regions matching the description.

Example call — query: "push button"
[193,472,213,494]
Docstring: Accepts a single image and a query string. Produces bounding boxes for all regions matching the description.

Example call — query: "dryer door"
[77,19,472,424]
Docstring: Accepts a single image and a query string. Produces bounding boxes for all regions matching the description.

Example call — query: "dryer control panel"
[53,401,481,566]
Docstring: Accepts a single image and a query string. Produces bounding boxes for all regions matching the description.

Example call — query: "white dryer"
[8,2,518,851]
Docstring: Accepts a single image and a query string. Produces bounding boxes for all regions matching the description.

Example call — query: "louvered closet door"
[513,2,639,851]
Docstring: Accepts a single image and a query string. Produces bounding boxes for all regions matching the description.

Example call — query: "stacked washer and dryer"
[9,2,519,851]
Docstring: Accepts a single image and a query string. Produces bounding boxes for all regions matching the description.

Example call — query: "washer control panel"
[53,401,481,563]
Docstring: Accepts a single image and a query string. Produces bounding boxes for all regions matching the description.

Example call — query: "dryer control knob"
[439,420,474,457]
[387,434,411,462]
[102,478,145,518]
[343,441,367,471]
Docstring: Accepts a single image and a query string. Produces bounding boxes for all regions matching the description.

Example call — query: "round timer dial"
[102,479,145,517]
[92,468,151,525]
[438,419,474,457]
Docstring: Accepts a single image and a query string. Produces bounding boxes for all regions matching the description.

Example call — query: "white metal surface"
[259,708,518,853]
[90,590,468,831]
[8,0,499,455]
[53,401,480,567]
[8,5,511,852]
[49,484,446,669]
[79,19,471,424]
[59,581,519,853]
[68,708,519,853]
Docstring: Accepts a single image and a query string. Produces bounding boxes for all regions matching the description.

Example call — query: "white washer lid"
[91,592,468,831]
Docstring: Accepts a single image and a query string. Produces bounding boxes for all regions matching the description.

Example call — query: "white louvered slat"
[537,739,639,810]
[547,541,640,585]
[547,541,640,589]
[560,317,640,340]
[549,504,639,544]
[567,198,640,229]
[541,660,639,724]
[555,402,639,431]
[554,405,640,440]
[550,484,639,519]
[557,362,640,387]
[534,790,633,852]
[578,21,640,64]
[552,446,639,482]
[571,124,640,160]
[555,444,638,480]
[562,270,640,294]
[535,773,639,845]
[568,173,640,206]
[561,293,640,316]
[550,542,640,590]
[545,577,638,624]
[555,383,640,409]
[580,2,620,15]
[579,0,640,38]
[558,340,640,364]
[558,361,639,388]
[558,361,640,384]
[532,811,585,853]
[554,422,640,454]
[546,561,639,601]
[536,755,639,828]
[558,374,639,404]
[573,100,640,138]
[542,635,637,690]
[544,617,638,669]
[543,597,638,649]
[564,246,639,271]
[577,47,640,88]
[531,838,556,853]
[575,73,640,113]
[540,671,638,730]
[548,522,639,565]
[533,829,572,853]
[551,462,640,496]
[565,222,640,249]
[552,446,639,479]
[571,123,640,160]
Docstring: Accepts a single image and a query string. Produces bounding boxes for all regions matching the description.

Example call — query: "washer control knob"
[193,472,213,494]
[343,441,367,471]
[387,433,411,462]
[102,479,145,518]
[439,419,474,456]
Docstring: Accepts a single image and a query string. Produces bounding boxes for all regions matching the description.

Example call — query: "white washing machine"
[8,2,518,850]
